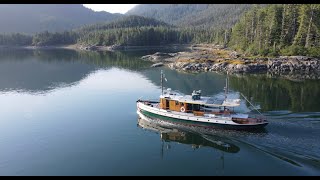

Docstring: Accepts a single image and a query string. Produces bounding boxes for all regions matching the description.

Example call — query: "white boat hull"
[137,101,268,130]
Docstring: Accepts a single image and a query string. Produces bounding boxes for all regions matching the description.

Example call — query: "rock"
[229,51,240,58]
[141,55,152,60]
[151,62,164,67]
[226,63,235,70]
[167,63,174,69]
[141,52,176,62]
[280,64,290,72]
[220,62,228,68]
[153,46,320,79]
[288,59,300,66]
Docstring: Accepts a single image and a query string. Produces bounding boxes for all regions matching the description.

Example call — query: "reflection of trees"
[0,49,94,93]
[0,48,153,71]
[0,49,35,61]
[30,49,153,70]
[1,48,319,112]
[142,69,227,95]
[229,74,320,112]
[142,68,320,112]
[77,50,153,70]
[0,49,152,92]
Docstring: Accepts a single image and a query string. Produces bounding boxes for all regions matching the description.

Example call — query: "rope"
[240,93,263,116]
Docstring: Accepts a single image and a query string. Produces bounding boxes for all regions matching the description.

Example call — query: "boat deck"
[138,100,267,125]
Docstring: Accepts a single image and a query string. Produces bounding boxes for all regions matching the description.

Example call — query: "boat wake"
[137,111,320,174]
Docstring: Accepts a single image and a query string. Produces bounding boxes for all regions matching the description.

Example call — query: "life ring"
[180,107,186,112]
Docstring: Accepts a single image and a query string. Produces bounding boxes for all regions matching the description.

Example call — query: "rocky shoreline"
[141,45,320,80]
[0,44,190,52]
[2,44,320,80]
[74,44,190,51]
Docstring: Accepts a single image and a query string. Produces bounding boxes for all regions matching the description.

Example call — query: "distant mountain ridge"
[0,4,123,34]
[0,4,256,34]
[126,4,253,28]
[77,15,172,32]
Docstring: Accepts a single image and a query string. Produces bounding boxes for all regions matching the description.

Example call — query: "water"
[0,48,319,175]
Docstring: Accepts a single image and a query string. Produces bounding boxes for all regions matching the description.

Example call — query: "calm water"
[0,48,319,175]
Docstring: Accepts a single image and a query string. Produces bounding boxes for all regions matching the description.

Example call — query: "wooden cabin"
[160,97,207,117]
[159,89,240,117]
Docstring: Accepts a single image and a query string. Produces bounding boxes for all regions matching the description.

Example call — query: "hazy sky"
[83,4,138,14]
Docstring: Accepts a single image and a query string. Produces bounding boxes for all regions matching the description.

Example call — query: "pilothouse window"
[192,104,200,111]
[187,103,192,112]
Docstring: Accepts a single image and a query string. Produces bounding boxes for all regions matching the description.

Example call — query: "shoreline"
[0,44,191,51]
[0,45,78,50]
[141,44,320,80]
[1,44,320,80]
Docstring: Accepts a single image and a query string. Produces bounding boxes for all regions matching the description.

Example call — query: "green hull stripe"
[140,109,267,129]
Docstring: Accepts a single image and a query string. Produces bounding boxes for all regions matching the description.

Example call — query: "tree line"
[0,26,227,47]
[229,4,320,57]
[0,31,78,46]
[1,5,319,57]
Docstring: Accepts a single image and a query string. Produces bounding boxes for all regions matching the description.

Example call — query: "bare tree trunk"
[224,30,227,48]
[305,5,315,48]
[280,5,286,44]
[245,14,248,47]
[292,5,297,42]
[251,14,255,43]
[268,18,274,46]
[257,14,261,51]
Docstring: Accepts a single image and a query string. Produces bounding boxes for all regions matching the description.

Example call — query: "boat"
[136,70,268,130]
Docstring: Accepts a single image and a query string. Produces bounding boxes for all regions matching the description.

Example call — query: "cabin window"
[165,99,169,109]
[180,103,184,106]
[175,101,179,105]
[192,104,200,111]
[187,103,192,112]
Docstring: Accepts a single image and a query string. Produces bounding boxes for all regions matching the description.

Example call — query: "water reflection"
[137,113,240,153]
[0,48,319,175]
[0,49,152,93]
[141,68,226,95]
[1,48,320,112]
[229,73,320,112]
[142,68,320,112]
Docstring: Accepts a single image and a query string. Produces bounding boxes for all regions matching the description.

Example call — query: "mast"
[161,70,163,95]
[160,70,168,95]
[224,71,229,101]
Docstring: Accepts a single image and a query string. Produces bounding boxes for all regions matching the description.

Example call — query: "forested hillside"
[127,4,253,28]
[1,4,320,57]
[74,15,229,46]
[229,4,320,57]
[76,16,189,46]
[0,4,122,34]
[76,15,172,33]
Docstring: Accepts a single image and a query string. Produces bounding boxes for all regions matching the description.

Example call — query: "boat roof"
[160,90,240,107]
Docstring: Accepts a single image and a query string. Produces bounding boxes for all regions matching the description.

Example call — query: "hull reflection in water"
[137,111,240,153]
